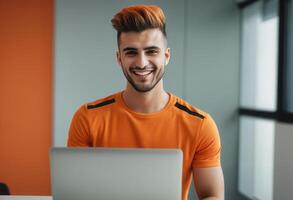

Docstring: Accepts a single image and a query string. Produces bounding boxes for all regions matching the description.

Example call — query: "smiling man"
[67,5,224,200]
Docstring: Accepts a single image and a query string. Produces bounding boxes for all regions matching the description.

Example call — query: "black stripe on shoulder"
[175,102,205,119]
[87,99,115,110]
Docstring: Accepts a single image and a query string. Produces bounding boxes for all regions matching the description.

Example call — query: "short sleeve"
[67,105,92,147]
[192,114,221,168]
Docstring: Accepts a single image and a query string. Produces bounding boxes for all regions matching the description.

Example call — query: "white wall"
[184,0,240,198]
[274,122,293,200]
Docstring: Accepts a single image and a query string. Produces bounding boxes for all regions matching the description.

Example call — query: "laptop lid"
[50,148,182,200]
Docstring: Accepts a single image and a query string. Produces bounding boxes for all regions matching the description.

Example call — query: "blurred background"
[0,0,292,199]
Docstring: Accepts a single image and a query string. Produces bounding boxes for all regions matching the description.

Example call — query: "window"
[236,0,293,199]
[240,0,279,111]
[238,116,275,200]
[239,0,293,121]
[238,0,293,199]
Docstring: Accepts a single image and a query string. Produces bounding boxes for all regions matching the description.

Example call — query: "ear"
[164,48,171,66]
[116,50,122,67]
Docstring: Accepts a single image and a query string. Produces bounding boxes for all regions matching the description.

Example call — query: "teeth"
[134,71,152,76]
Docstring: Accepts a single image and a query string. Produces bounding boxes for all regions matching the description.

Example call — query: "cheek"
[121,57,134,67]
[154,57,166,68]
[149,55,163,64]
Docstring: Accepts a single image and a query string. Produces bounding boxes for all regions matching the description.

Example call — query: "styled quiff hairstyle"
[111,5,167,46]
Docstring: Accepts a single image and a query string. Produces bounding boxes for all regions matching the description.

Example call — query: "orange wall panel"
[0,0,53,195]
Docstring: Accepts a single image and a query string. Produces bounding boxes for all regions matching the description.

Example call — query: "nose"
[135,53,149,68]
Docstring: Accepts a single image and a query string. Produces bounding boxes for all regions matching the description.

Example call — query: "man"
[68,4,224,200]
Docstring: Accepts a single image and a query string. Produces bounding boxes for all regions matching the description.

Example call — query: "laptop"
[50,148,183,200]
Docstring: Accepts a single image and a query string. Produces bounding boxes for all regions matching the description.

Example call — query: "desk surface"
[0,196,52,200]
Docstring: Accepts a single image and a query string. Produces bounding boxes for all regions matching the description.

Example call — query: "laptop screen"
[50,148,182,200]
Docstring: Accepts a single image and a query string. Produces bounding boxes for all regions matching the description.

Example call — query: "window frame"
[238,0,293,123]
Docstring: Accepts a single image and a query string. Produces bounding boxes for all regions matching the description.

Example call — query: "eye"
[146,49,159,55]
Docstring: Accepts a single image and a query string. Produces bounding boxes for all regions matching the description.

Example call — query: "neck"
[122,82,169,113]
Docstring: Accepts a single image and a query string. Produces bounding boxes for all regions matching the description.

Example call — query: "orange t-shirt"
[67,91,221,200]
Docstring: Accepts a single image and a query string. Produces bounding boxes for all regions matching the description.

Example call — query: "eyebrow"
[122,46,160,52]
[122,47,137,52]
[144,46,160,51]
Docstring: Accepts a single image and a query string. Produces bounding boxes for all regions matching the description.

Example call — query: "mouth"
[133,70,153,76]
[131,69,154,78]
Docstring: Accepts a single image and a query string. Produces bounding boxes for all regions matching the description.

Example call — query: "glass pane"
[240,0,279,111]
[238,116,275,200]
[285,0,293,112]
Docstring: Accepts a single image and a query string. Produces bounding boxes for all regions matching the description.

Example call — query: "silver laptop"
[50,148,183,200]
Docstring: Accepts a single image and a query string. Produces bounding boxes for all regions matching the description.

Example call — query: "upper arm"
[67,105,92,147]
[193,166,224,200]
[193,114,221,168]
[192,114,224,199]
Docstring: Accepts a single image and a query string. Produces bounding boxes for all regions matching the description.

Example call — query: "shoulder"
[170,94,219,141]
[172,96,218,133]
[171,94,207,120]
[86,92,118,110]
[75,92,120,117]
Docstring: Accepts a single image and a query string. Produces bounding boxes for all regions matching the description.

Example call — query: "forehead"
[119,28,165,49]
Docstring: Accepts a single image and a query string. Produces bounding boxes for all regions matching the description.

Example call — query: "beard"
[121,63,165,93]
